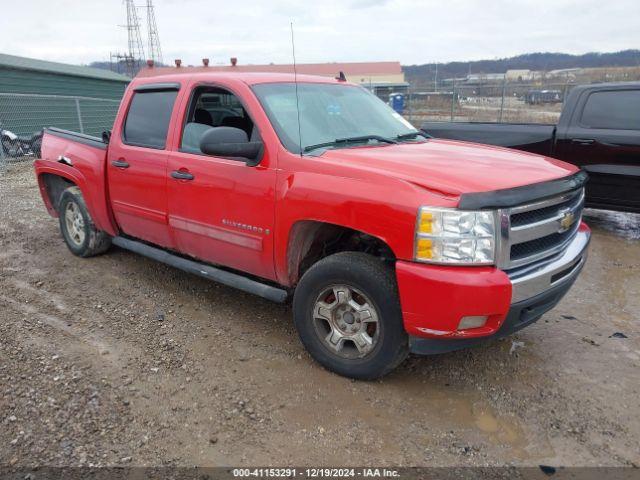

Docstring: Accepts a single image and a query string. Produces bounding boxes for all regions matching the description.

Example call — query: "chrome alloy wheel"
[64,201,85,246]
[312,285,380,359]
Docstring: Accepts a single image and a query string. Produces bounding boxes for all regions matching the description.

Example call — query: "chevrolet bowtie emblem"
[559,210,576,232]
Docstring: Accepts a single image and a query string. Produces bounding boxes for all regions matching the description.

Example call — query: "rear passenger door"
[107,84,182,247]
[555,88,640,212]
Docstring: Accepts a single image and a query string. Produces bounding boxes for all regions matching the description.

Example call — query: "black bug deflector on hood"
[458,170,588,210]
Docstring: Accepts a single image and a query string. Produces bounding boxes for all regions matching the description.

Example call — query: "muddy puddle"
[584,209,640,240]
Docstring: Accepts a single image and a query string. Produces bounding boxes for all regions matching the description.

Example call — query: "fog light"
[458,315,488,330]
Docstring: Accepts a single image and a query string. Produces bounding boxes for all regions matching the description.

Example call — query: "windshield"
[252,83,419,154]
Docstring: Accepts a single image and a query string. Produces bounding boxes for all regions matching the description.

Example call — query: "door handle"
[111,159,130,168]
[571,138,595,145]
[171,170,194,181]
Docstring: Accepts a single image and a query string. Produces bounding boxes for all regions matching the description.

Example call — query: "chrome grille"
[497,188,585,270]
[510,193,582,227]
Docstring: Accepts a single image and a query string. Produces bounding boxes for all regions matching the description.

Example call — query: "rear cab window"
[123,89,179,149]
[580,90,640,130]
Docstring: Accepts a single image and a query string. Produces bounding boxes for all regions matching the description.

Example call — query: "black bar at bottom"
[112,236,288,303]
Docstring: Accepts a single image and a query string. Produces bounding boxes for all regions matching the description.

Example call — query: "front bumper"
[396,223,590,352]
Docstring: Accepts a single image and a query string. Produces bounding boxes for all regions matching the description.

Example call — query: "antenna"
[290,22,303,157]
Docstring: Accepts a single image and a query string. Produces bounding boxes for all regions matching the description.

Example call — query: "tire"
[1,136,17,157]
[31,138,42,158]
[58,186,111,257]
[293,252,408,380]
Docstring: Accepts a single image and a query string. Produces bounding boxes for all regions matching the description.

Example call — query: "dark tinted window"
[124,90,178,148]
[581,90,640,130]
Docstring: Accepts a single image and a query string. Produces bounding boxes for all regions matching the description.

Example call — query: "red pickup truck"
[34,71,590,379]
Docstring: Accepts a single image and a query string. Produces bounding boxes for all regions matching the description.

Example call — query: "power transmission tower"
[122,0,146,76]
[145,0,163,65]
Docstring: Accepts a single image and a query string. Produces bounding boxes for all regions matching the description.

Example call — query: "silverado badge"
[559,210,576,232]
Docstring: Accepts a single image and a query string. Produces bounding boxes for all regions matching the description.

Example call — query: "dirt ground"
[1,162,639,468]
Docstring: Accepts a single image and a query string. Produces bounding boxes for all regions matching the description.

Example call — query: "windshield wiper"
[396,131,431,141]
[303,135,397,153]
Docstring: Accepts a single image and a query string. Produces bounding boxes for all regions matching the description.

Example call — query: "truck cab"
[35,71,590,379]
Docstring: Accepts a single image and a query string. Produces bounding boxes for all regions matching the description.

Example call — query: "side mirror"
[199,126,263,166]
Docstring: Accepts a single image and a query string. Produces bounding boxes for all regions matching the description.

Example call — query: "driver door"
[166,83,277,280]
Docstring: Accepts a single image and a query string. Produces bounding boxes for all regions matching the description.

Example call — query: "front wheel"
[293,252,408,380]
[1,136,17,157]
[58,186,111,257]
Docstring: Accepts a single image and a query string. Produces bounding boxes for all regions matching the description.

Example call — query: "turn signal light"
[418,211,434,234]
[416,238,433,259]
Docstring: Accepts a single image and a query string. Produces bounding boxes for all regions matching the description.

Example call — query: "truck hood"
[316,139,577,196]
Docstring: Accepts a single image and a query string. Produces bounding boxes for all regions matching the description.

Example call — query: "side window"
[580,90,640,130]
[180,87,256,153]
[123,90,178,149]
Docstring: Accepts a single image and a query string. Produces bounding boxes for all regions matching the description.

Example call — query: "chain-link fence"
[0,93,120,169]
[404,81,575,128]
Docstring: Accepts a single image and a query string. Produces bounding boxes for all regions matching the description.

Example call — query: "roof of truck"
[136,61,401,77]
[568,81,640,92]
[134,70,352,86]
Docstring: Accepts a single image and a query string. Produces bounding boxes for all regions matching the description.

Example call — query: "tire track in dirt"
[1,293,128,366]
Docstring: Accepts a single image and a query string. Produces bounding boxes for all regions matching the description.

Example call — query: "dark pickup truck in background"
[422,82,640,213]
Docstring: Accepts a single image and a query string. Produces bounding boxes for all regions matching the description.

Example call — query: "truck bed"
[421,122,556,156]
[43,127,107,151]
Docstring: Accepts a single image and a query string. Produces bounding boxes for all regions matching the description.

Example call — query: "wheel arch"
[285,220,396,287]
[35,165,118,236]
[38,172,77,216]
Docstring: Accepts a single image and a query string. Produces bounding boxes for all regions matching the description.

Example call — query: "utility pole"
[434,62,438,92]
[110,51,131,76]
[145,0,163,64]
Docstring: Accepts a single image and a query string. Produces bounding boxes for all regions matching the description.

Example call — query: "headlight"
[415,207,496,264]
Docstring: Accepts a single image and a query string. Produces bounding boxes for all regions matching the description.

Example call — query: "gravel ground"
[0,162,639,468]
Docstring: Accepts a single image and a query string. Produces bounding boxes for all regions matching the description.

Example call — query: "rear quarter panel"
[35,131,118,236]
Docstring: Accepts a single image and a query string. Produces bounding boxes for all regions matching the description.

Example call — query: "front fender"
[273,170,454,285]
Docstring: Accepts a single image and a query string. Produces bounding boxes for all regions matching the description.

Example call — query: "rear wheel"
[293,252,408,380]
[58,186,111,257]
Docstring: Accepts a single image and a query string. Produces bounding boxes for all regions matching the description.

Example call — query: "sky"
[1,0,639,67]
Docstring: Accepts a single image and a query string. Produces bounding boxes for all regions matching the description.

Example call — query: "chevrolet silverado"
[34,70,590,379]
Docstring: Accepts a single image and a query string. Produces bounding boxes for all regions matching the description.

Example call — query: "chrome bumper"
[508,229,590,304]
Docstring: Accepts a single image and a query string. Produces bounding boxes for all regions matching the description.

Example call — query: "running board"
[112,236,289,303]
